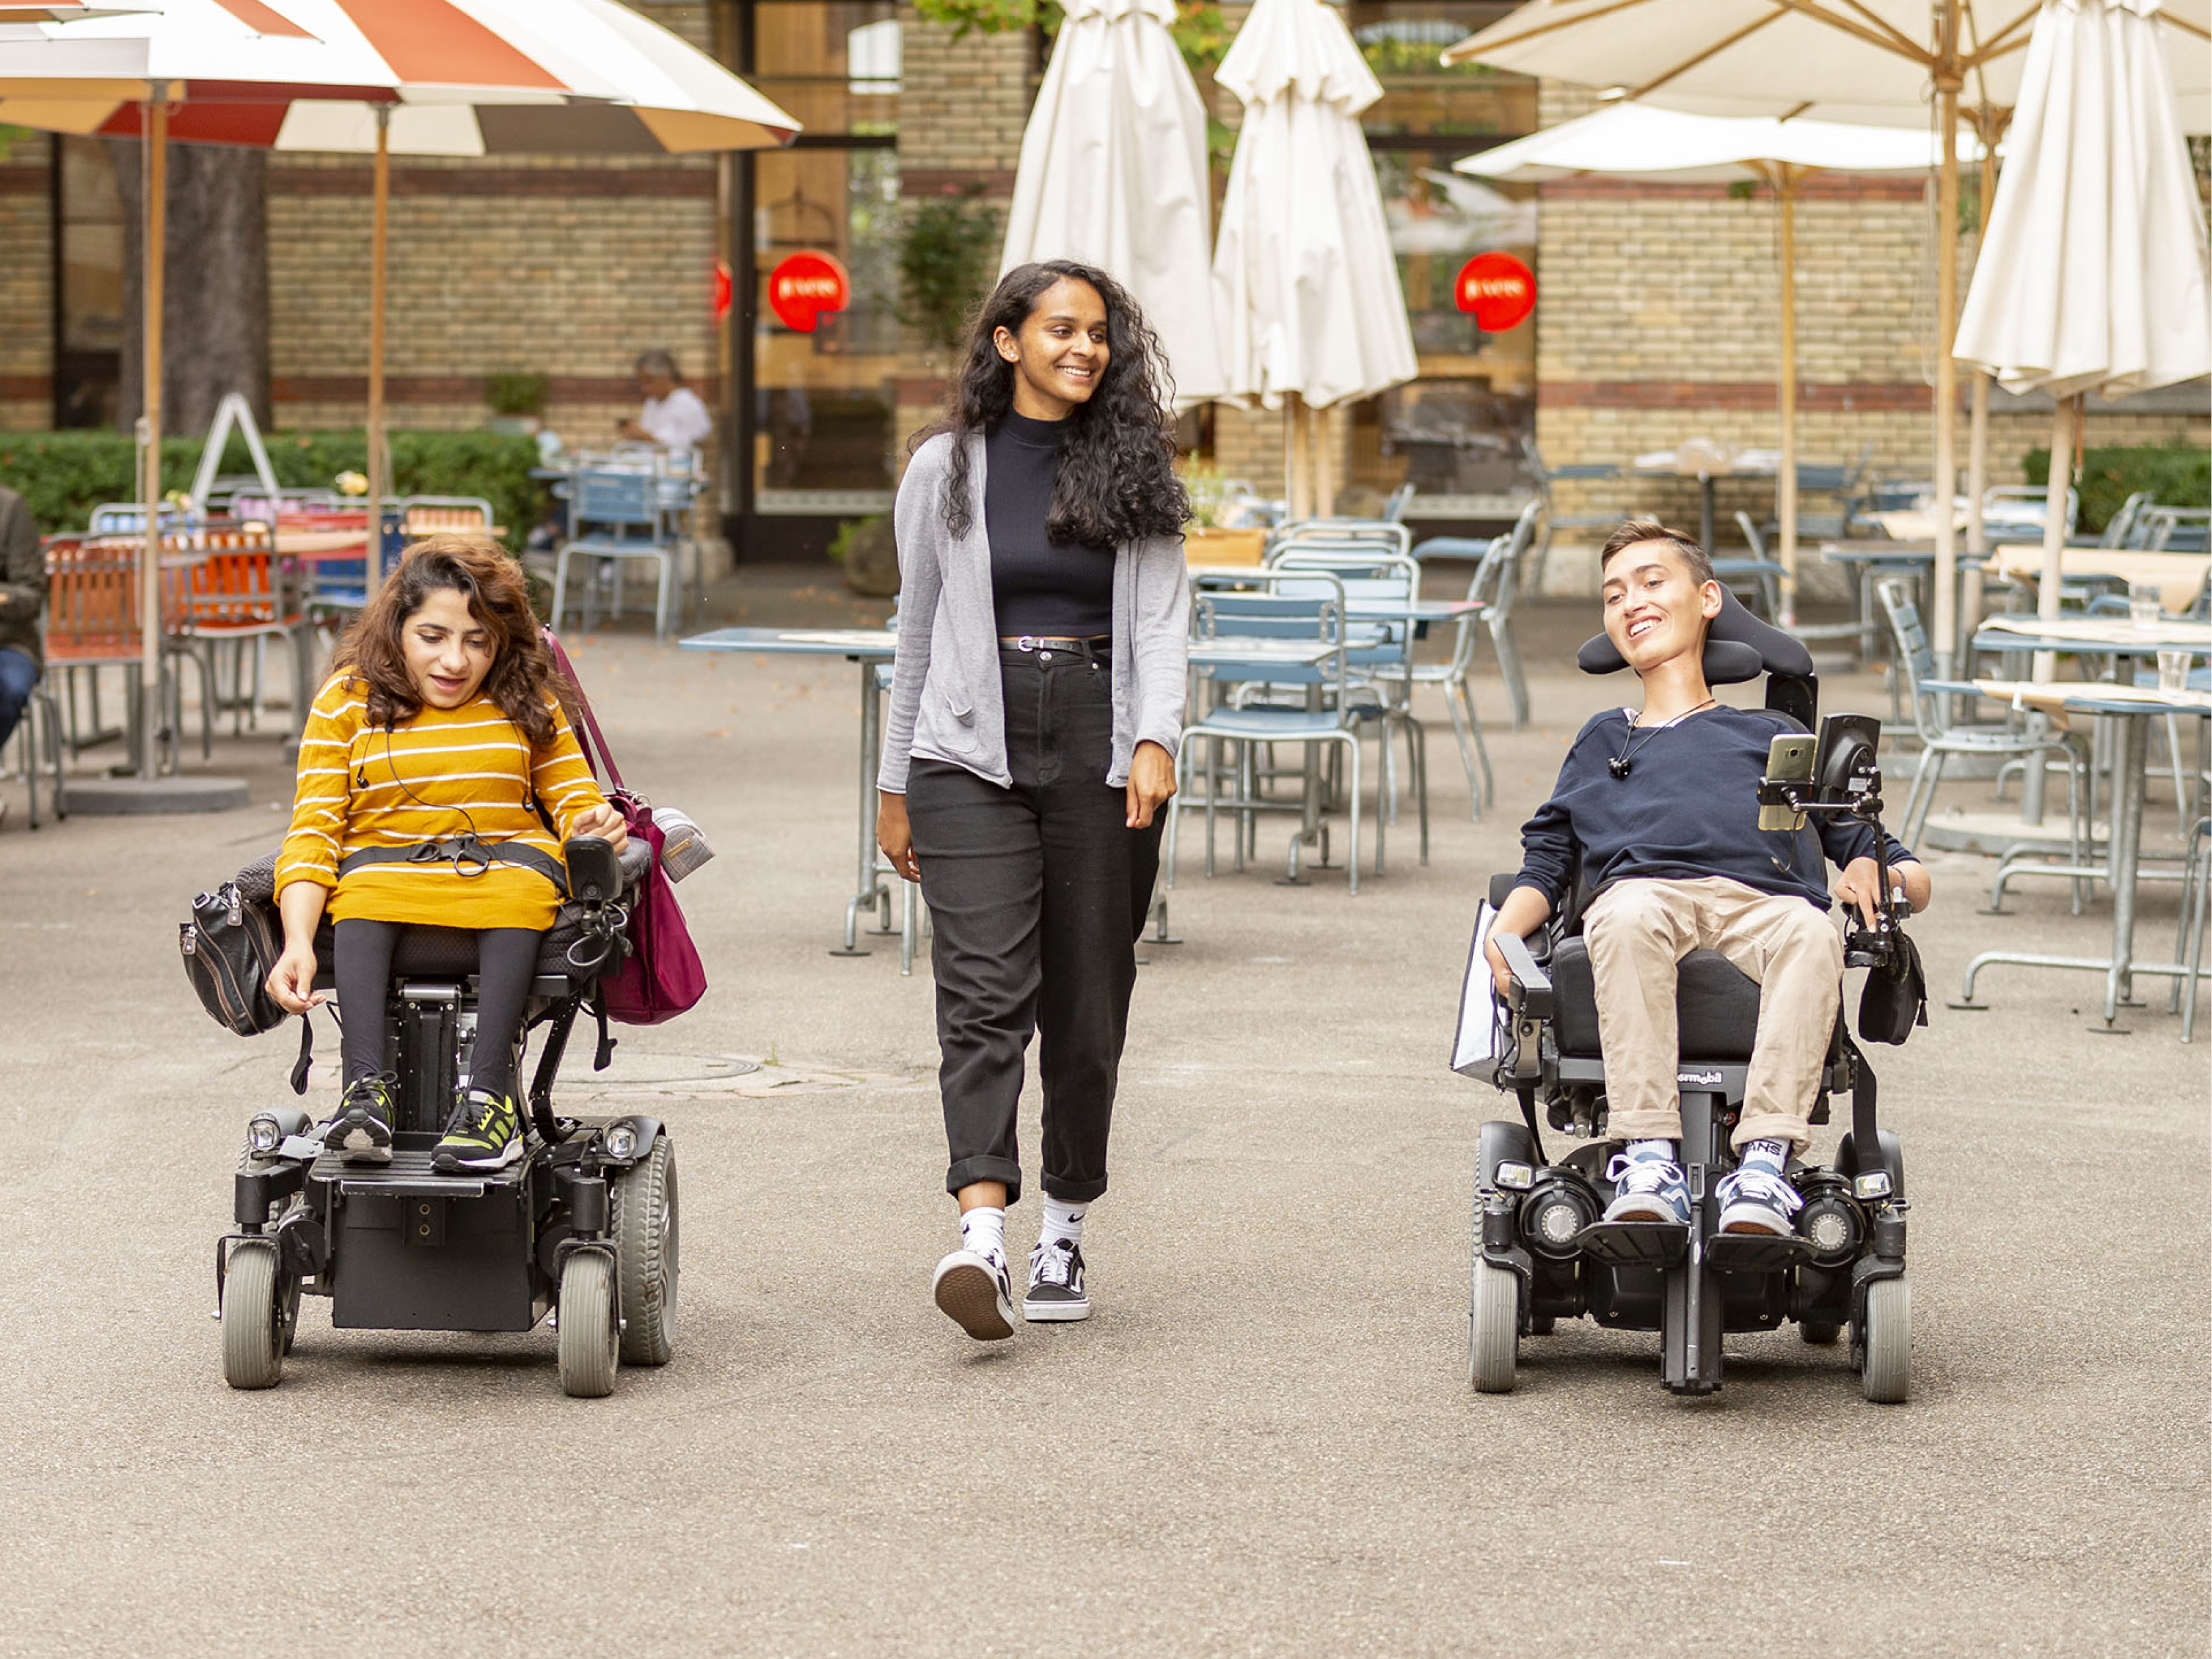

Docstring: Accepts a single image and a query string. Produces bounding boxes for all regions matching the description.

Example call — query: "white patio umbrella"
[1440,0,2212,672]
[1211,0,1417,517]
[1954,0,2211,678]
[1458,105,1980,619]
[1001,0,1223,404]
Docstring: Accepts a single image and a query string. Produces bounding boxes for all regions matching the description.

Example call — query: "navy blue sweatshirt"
[1511,704,1916,912]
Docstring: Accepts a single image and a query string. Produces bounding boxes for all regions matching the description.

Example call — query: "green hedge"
[2022,442,2210,536]
[0,428,543,551]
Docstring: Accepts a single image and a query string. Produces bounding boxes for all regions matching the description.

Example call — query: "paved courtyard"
[1,572,2205,1658]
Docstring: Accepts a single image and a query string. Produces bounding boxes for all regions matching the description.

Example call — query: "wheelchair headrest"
[1576,585,1813,685]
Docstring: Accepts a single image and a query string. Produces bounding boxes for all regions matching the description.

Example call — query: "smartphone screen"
[1759,734,1816,831]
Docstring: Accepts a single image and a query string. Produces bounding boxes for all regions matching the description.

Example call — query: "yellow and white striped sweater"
[276,674,609,931]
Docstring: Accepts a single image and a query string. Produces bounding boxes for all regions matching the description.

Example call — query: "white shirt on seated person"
[618,352,712,454]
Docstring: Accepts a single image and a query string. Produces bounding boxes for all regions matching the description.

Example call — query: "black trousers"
[332,919,541,1099]
[906,646,1163,1206]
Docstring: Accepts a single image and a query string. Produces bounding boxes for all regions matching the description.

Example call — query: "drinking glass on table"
[2158,650,2193,693]
[2129,583,2164,628]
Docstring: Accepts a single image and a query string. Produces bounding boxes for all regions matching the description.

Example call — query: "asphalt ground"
[1,569,2205,1658]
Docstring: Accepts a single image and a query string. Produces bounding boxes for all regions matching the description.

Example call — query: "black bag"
[180,877,287,1036]
[1858,926,1929,1045]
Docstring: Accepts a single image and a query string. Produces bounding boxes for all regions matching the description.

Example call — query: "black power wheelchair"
[213,835,678,1398]
[1469,595,1917,1404]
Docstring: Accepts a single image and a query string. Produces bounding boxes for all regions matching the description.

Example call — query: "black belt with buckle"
[1000,634,1111,664]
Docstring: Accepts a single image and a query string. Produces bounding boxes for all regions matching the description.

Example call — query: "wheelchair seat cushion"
[1550,936,1763,1060]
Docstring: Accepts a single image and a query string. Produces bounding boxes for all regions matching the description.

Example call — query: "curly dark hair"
[332,533,576,749]
[914,259,1188,547]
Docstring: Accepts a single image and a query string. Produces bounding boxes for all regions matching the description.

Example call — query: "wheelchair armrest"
[1491,930,1553,1020]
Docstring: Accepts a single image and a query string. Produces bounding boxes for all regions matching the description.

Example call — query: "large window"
[52,135,125,429]
[1349,4,1536,513]
[748,1,900,516]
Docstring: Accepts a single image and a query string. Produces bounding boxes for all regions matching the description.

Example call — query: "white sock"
[958,1206,1006,1269]
[1740,1138,1789,1175]
[1039,1195,1087,1251]
[1627,1138,1678,1163]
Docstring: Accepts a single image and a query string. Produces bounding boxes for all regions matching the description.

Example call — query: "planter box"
[1185,526,1265,567]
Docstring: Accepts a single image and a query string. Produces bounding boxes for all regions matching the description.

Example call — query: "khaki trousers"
[1582,876,1843,1153]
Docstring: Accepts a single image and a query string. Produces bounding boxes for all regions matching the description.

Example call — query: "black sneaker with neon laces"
[432,1086,523,1172]
[1023,1238,1089,1322]
[324,1072,397,1164]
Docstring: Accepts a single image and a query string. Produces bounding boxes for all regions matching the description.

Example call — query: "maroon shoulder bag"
[545,631,707,1025]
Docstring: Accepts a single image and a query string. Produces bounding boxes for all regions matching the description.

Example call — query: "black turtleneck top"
[985,408,1115,638]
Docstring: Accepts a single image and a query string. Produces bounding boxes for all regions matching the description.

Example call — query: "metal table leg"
[835,658,888,956]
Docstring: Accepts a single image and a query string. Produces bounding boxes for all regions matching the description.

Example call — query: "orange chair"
[173,519,308,740]
[43,534,173,774]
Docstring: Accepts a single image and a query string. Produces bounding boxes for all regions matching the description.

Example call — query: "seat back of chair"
[569,470,663,538]
[178,521,287,630]
[1875,577,1943,741]
[44,536,143,664]
[1269,549,1418,670]
[1267,518,1411,557]
[400,495,497,538]
[2100,490,2154,549]
[1192,569,1351,698]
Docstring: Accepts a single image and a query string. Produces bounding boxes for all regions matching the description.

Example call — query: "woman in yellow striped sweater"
[267,536,626,1172]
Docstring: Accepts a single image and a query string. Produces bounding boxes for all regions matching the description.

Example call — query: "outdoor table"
[1629,445,1779,552]
[1987,545,2211,614]
[1956,677,2212,1026]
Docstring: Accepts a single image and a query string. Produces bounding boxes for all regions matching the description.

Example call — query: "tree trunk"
[109,139,270,439]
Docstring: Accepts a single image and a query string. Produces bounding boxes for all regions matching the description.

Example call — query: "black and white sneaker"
[933,1248,1015,1341]
[323,1072,397,1164]
[1023,1238,1090,1322]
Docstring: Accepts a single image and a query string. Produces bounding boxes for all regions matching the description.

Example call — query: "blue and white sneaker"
[1716,1164,1805,1235]
[1602,1147,1691,1225]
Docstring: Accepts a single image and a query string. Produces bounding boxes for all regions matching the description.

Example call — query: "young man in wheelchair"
[1484,520,1932,1236]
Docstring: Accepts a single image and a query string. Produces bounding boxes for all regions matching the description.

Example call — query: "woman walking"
[266,535,626,1171]
[876,259,1191,1341]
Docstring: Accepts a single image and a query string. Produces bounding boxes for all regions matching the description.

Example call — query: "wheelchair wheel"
[557,1249,619,1398]
[1858,1275,1911,1404]
[610,1138,678,1366]
[1469,1258,1519,1394]
[221,1241,283,1390]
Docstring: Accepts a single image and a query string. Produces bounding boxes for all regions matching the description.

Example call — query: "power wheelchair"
[214,835,679,1398]
[1470,595,1916,1404]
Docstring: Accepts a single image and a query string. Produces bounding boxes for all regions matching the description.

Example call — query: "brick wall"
[0,135,52,433]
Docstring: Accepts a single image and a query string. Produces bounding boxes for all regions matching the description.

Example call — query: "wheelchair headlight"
[1852,1171,1894,1201]
[247,1114,283,1157]
[602,1122,639,1161]
[1520,1178,1597,1261]
[1493,1160,1535,1192]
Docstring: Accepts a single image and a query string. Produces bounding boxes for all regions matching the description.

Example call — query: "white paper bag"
[1450,901,1503,1077]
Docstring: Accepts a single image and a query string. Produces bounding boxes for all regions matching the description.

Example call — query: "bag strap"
[289,1014,314,1096]
[338,834,571,900]
[543,626,626,794]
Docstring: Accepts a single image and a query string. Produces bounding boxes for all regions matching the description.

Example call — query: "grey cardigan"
[876,431,1190,794]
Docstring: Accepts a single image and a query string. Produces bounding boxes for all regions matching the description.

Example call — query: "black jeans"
[332,920,541,1100]
[906,645,1163,1206]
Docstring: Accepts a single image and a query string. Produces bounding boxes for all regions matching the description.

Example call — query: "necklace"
[1607,697,1715,779]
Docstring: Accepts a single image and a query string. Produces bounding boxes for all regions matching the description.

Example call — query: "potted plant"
[1180,459,1265,565]
[484,371,550,437]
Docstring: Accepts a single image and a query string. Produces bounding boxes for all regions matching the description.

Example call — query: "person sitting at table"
[616,349,713,455]
[0,484,44,830]
[874,258,1190,1341]
[265,534,627,1171]
[1485,519,1933,1235]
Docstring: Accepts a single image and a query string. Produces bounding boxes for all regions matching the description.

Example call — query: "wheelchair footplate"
[1704,1231,1814,1275]
[1574,1220,1689,1270]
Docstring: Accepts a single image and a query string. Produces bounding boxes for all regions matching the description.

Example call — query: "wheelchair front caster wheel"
[1799,1321,1842,1346]
[1858,1276,1910,1404]
[557,1250,619,1398]
[221,1242,284,1390]
[1528,1313,1556,1336]
[1469,1258,1519,1394]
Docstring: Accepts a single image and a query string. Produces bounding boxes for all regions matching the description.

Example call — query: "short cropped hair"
[1600,518,1715,588]
[634,349,681,382]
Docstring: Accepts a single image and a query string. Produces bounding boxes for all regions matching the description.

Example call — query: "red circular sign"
[1456,252,1536,331]
[768,251,851,333]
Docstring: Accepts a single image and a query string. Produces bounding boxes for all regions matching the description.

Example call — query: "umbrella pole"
[1964,114,2001,563]
[1314,403,1334,519]
[1931,67,1963,680]
[366,104,390,585]
[137,88,168,780]
[2020,394,2074,824]
[1775,165,1800,627]
[1283,395,1306,522]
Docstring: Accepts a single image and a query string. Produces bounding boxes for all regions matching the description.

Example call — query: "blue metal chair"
[553,469,678,642]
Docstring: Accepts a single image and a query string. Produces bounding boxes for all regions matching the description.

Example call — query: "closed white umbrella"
[1954,0,2211,701]
[1459,105,1980,618]
[1211,0,1416,516]
[1440,0,2212,670]
[1001,0,1223,403]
